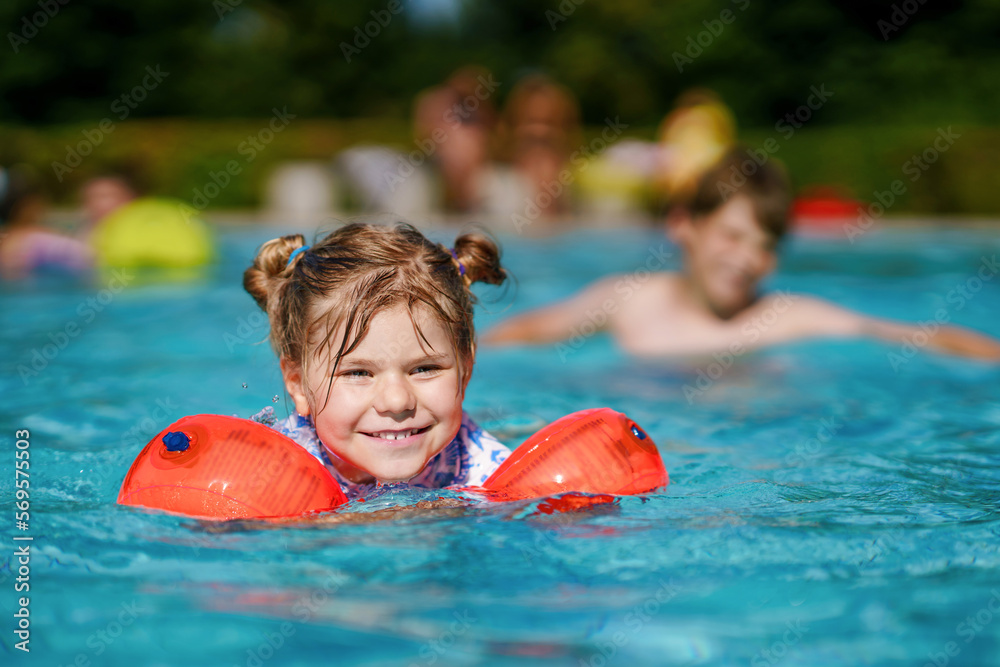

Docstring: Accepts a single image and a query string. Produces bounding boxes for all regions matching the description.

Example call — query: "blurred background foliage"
[2,0,998,213]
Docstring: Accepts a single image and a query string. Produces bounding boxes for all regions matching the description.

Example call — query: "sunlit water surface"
[2,224,999,665]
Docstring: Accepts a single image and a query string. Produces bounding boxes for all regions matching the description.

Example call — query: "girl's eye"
[412,365,440,375]
[341,369,371,378]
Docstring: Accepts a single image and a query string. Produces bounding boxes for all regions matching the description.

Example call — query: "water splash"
[249,406,277,426]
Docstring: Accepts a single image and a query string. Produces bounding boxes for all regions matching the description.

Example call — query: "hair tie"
[449,248,466,276]
[287,245,310,268]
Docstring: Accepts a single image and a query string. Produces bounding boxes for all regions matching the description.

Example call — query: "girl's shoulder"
[456,410,512,468]
[404,411,510,489]
[270,410,326,460]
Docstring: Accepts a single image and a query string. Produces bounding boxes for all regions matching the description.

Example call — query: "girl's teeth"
[374,429,417,440]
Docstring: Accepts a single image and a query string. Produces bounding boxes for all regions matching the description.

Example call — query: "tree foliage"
[2,0,996,128]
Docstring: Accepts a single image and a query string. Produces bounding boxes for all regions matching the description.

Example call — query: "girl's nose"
[375,374,417,416]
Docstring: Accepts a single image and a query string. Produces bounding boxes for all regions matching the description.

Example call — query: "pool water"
[2,224,1000,666]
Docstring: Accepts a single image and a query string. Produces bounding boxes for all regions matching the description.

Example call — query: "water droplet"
[272,395,280,402]
[242,383,248,389]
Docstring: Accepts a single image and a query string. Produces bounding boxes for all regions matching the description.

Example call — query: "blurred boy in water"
[484,148,1000,361]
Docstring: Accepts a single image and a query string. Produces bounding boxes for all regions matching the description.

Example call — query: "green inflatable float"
[91,198,214,269]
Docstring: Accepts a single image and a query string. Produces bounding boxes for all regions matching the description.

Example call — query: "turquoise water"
[2,225,1000,665]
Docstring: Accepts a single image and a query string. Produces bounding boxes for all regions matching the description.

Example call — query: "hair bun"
[243,234,307,312]
[452,232,506,286]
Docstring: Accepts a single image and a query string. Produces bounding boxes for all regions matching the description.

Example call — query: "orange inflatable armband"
[479,408,668,501]
[118,414,347,520]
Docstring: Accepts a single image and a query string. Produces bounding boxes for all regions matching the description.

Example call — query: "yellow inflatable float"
[91,198,214,269]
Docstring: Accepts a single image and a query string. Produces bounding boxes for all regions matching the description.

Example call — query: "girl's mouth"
[361,425,432,442]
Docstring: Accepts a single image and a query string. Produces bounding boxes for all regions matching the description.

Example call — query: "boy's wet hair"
[686,146,792,241]
[244,222,506,408]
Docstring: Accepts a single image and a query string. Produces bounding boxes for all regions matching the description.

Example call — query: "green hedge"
[3,120,999,216]
[741,124,999,216]
[1,118,411,209]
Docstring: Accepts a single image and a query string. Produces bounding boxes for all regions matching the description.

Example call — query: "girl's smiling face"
[283,303,467,484]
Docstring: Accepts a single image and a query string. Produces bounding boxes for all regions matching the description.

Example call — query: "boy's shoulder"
[592,269,679,288]
[596,272,690,347]
[738,292,868,337]
[588,270,680,304]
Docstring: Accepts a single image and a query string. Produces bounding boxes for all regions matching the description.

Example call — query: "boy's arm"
[863,318,1000,361]
[783,297,1000,361]
[482,277,618,345]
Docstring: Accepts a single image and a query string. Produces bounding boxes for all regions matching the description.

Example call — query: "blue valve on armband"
[163,431,191,452]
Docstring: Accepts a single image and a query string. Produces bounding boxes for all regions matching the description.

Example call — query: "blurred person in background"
[79,170,138,233]
[497,74,581,219]
[484,148,1000,362]
[655,88,736,205]
[413,65,498,213]
[0,166,92,280]
[77,164,214,272]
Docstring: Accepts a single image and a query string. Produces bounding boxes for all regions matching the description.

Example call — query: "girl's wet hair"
[244,222,506,405]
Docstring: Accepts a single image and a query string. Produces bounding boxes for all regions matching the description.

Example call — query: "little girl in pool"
[243,222,512,499]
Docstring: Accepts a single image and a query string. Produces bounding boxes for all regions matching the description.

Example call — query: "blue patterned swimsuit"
[271,411,511,500]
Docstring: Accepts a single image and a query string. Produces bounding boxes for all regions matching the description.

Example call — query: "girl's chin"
[326,447,424,484]
[333,464,418,485]
[361,461,423,484]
